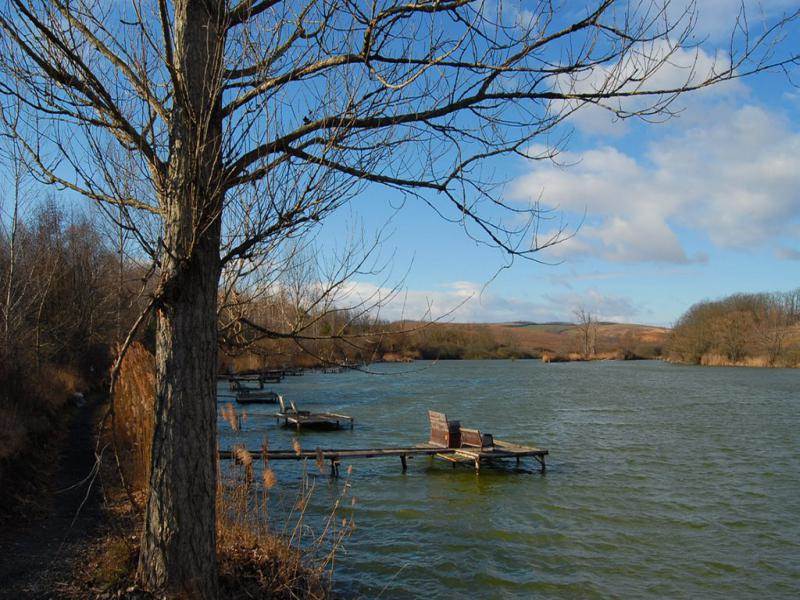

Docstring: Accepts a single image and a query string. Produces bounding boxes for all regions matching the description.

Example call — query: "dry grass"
[0,362,86,519]
[217,407,353,599]
[0,366,86,462]
[104,344,348,598]
[112,342,155,492]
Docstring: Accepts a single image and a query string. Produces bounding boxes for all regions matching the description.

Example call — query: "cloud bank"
[510,104,800,263]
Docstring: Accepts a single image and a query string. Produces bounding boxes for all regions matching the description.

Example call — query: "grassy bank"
[71,343,344,599]
[0,363,86,521]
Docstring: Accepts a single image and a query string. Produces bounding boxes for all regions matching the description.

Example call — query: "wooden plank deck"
[219,441,547,476]
[235,391,279,404]
[274,412,354,430]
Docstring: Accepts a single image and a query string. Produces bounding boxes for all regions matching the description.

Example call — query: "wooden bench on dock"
[274,396,354,430]
[427,411,546,472]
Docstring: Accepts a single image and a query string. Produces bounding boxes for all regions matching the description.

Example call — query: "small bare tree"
[0,1,798,596]
[574,306,598,358]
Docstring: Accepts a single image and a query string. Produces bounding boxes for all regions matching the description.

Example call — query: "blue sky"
[324,1,800,327]
[3,1,798,328]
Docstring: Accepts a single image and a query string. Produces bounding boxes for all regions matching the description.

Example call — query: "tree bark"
[137,2,225,597]
[137,237,221,598]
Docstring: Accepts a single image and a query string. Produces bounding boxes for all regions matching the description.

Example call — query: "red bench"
[428,411,461,448]
[459,427,494,450]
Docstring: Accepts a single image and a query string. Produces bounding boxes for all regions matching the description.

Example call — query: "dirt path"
[0,399,104,598]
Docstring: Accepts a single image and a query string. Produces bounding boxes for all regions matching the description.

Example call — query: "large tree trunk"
[137,235,221,598]
[137,2,225,597]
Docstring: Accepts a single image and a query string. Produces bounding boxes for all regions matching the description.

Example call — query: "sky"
[324,0,800,327]
[3,1,798,329]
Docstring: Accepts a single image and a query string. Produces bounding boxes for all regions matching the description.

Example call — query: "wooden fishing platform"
[235,389,279,404]
[223,369,286,388]
[219,410,547,476]
[274,396,354,430]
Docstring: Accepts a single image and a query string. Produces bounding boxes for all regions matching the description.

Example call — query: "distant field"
[387,321,671,361]
[490,322,668,357]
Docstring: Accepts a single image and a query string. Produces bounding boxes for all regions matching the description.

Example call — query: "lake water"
[217,360,800,599]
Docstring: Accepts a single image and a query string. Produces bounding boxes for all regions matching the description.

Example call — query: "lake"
[217,360,800,599]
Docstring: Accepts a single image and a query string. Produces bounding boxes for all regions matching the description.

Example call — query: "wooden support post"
[534,456,546,474]
[515,456,520,467]
[400,454,407,473]
[330,459,338,477]
[474,458,481,472]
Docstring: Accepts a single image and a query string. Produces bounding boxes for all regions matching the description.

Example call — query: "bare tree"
[754,292,798,366]
[574,306,598,358]
[0,143,29,356]
[0,1,798,596]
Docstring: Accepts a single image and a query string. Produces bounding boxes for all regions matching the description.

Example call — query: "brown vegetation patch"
[113,342,156,491]
[96,345,339,599]
[667,290,800,367]
[0,363,86,520]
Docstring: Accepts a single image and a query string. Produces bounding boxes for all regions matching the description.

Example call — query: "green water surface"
[218,360,800,599]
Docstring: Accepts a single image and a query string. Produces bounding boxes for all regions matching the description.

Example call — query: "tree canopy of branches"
[0,1,797,596]
[667,290,800,366]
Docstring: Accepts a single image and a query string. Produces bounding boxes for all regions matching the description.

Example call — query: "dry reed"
[110,345,350,597]
[112,342,155,492]
[217,401,353,598]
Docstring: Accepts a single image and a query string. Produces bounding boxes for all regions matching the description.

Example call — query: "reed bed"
[107,343,350,598]
[218,405,354,598]
[112,342,155,492]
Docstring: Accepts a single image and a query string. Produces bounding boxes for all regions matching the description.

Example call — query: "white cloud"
[542,288,643,323]
[554,38,743,135]
[671,0,799,42]
[510,104,800,263]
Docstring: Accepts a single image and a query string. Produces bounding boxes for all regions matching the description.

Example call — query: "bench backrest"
[428,411,461,448]
[428,411,449,446]
[460,427,494,449]
[289,400,300,413]
[278,395,286,413]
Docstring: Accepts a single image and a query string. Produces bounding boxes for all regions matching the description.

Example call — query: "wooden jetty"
[236,389,279,404]
[220,410,547,476]
[274,396,354,430]
[227,376,267,390]
[227,379,280,403]
[223,369,286,388]
[259,369,285,383]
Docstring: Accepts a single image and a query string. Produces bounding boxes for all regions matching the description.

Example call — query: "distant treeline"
[666,290,800,367]
[224,308,670,370]
[372,321,666,362]
[376,322,528,360]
